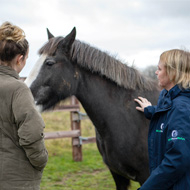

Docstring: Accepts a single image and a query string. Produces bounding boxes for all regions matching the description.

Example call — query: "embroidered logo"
[156,123,164,133]
[168,130,185,141]
[172,130,178,138]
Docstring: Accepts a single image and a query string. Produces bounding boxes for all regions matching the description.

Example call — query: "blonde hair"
[0,21,29,64]
[160,49,190,89]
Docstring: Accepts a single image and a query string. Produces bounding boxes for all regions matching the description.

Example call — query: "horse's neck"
[77,71,107,111]
[75,68,125,132]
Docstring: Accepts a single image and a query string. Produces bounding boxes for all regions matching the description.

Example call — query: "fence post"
[70,96,82,161]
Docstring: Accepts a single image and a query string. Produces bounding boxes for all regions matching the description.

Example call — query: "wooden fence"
[20,77,96,162]
[45,96,96,161]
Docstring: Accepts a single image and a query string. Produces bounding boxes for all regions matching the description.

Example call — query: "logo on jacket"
[171,130,178,138]
[168,130,185,141]
[156,123,164,133]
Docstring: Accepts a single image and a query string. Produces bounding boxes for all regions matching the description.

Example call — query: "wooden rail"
[44,130,80,140]
[46,96,96,161]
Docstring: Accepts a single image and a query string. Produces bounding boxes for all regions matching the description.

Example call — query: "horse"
[25,27,160,190]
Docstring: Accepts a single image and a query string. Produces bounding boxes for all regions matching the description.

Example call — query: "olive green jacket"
[0,65,48,190]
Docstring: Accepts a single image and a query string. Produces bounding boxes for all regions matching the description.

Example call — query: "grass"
[41,144,116,190]
[40,100,140,190]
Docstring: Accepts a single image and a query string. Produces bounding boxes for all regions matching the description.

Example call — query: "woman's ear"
[17,55,23,65]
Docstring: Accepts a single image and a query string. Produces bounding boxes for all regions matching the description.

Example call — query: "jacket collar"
[156,85,181,111]
[0,65,19,80]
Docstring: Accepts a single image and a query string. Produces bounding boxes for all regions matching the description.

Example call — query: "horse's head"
[27,27,78,111]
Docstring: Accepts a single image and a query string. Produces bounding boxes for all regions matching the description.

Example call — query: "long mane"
[39,37,156,91]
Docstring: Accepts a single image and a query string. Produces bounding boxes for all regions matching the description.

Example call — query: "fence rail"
[44,130,81,140]
[42,96,96,161]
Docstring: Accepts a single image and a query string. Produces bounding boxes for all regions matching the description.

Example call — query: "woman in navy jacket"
[135,49,190,190]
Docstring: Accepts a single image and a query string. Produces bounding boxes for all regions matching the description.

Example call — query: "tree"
[142,65,157,80]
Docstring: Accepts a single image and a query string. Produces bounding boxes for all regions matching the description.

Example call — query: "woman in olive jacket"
[135,49,190,190]
[0,22,48,190]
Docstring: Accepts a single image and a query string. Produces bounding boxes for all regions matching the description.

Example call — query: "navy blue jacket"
[140,85,190,190]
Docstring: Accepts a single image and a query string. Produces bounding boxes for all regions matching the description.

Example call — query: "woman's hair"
[0,21,29,64]
[160,49,190,89]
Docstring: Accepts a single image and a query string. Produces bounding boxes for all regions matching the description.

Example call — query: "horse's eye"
[46,61,55,66]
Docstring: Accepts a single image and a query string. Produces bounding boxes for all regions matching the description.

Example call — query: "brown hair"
[0,22,29,64]
[160,49,190,89]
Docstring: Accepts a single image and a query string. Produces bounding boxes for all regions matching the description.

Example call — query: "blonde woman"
[135,49,190,190]
[0,22,48,190]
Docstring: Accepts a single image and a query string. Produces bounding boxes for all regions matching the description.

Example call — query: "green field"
[40,102,140,190]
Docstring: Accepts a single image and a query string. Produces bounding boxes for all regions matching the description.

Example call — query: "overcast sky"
[1,0,190,77]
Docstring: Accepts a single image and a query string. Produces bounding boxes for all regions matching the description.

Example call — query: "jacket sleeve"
[140,105,190,190]
[144,105,157,120]
[12,84,48,171]
[144,89,167,120]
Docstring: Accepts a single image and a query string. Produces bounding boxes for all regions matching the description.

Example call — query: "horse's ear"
[61,27,76,54]
[47,28,54,39]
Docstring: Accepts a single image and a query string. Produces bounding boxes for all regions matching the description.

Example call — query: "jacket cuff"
[144,106,156,120]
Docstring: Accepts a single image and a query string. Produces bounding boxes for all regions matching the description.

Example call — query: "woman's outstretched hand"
[134,97,152,112]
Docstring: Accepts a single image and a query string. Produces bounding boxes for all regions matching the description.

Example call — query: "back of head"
[0,22,29,65]
[160,49,190,89]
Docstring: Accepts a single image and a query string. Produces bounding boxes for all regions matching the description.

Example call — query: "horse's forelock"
[38,37,64,56]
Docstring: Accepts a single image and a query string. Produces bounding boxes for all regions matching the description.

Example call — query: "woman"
[135,49,190,190]
[0,22,48,190]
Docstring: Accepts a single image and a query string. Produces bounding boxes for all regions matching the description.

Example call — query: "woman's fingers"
[136,106,144,112]
[137,97,148,103]
[134,97,152,112]
[134,98,142,105]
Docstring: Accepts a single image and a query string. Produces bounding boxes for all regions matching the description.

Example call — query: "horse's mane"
[39,37,156,91]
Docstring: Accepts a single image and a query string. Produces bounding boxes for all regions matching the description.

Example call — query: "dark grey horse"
[25,27,160,190]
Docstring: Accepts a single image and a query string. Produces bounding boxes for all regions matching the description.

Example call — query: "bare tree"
[142,65,157,80]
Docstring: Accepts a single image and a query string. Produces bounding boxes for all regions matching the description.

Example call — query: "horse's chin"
[35,100,58,112]
[35,104,43,113]
[35,103,55,113]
